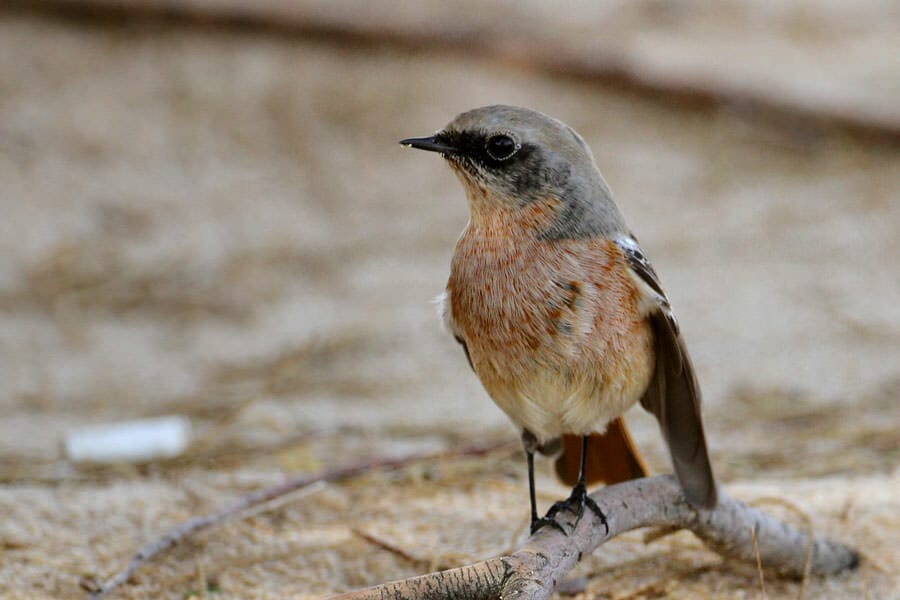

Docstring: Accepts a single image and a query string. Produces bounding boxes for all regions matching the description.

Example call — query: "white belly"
[488,367,640,444]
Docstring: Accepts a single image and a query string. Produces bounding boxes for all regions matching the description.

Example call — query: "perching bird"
[401,105,717,533]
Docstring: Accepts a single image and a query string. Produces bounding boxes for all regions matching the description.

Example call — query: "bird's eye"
[485,134,520,161]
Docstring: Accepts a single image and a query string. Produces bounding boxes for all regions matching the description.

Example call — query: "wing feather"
[616,236,717,508]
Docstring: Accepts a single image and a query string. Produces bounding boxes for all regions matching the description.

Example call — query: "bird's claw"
[529,515,567,536]
[545,482,609,535]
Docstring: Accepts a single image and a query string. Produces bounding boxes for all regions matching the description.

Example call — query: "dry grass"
[0,237,361,324]
[714,381,900,480]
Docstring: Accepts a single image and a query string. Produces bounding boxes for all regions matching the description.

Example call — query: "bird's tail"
[554,417,650,486]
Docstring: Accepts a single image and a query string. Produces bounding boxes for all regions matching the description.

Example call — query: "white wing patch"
[614,235,679,331]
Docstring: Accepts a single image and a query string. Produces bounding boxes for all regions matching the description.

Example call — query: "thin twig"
[352,528,427,568]
[90,439,511,599]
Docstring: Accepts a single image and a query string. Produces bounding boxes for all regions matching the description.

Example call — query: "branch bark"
[331,475,859,600]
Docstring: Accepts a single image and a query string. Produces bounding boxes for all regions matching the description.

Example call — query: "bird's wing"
[614,235,718,508]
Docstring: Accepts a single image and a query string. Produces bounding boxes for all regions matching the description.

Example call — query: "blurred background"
[0,1,898,598]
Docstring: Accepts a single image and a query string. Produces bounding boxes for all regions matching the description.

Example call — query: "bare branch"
[331,476,859,600]
[89,439,511,599]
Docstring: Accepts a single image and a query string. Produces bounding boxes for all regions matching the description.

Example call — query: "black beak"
[399,135,458,155]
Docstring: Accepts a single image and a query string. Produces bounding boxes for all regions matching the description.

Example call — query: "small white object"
[65,415,191,464]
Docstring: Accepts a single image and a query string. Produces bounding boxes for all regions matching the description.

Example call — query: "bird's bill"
[399,135,458,154]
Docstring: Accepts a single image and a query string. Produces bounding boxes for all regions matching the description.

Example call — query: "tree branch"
[331,475,859,600]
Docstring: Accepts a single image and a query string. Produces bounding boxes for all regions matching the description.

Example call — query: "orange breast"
[447,202,654,439]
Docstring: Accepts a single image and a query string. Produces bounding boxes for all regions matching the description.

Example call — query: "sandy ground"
[0,7,898,600]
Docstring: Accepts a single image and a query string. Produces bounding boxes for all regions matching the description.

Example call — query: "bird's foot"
[546,482,609,535]
[529,515,567,536]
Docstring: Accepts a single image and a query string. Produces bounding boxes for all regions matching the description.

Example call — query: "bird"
[400,105,717,534]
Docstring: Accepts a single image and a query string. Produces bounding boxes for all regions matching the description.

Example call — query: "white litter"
[64,415,191,464]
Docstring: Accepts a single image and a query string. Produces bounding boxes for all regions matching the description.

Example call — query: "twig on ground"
[330,476,860,600]
[89,439,511,599]
[352,528,427,568]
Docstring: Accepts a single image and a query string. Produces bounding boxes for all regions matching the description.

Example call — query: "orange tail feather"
[554,417,650,487]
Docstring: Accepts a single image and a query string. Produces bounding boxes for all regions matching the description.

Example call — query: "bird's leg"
[527,448,539,526]
[546,436,609,534]
[522,431,565,535]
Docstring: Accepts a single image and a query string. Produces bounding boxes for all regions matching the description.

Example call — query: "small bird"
[401,105,717,533]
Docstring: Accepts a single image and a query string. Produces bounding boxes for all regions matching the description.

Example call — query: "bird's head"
[401,105,624,238]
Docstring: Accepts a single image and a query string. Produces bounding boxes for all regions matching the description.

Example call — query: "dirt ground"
[0,5,898,600]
